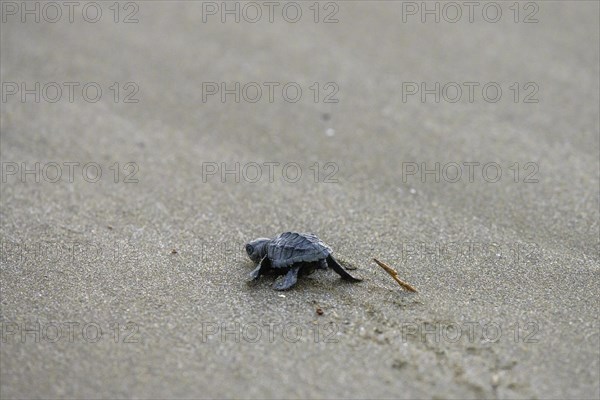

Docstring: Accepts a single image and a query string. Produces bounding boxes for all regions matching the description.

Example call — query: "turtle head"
[245,238,270,263]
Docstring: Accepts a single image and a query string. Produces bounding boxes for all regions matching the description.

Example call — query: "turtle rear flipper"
[249,256,271,280]
[326,255,362,282]
[273,266,300,290]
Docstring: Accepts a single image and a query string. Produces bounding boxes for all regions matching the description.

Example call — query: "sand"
[1,2,599,398]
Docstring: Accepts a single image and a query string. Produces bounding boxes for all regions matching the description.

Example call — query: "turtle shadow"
[243,265,362,293]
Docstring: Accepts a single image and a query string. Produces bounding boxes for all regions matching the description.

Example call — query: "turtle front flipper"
[249,256,271,280]
[326,255,363,282]
[273,266,300,290]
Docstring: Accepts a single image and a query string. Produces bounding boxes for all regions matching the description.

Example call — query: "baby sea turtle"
[246,232,362,290]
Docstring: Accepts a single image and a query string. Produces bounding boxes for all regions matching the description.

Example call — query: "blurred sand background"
[1,1,599,398]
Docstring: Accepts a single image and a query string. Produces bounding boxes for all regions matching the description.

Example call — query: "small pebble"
[492,374,500,386]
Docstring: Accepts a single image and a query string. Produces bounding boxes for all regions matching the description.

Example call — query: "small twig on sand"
[373,258,418,292]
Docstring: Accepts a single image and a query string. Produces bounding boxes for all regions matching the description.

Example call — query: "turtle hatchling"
[245,232,362,290]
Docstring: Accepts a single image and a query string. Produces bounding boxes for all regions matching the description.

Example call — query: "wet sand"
[1,2,599,398]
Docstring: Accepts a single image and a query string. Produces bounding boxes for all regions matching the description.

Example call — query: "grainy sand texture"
[1,1,599,398]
